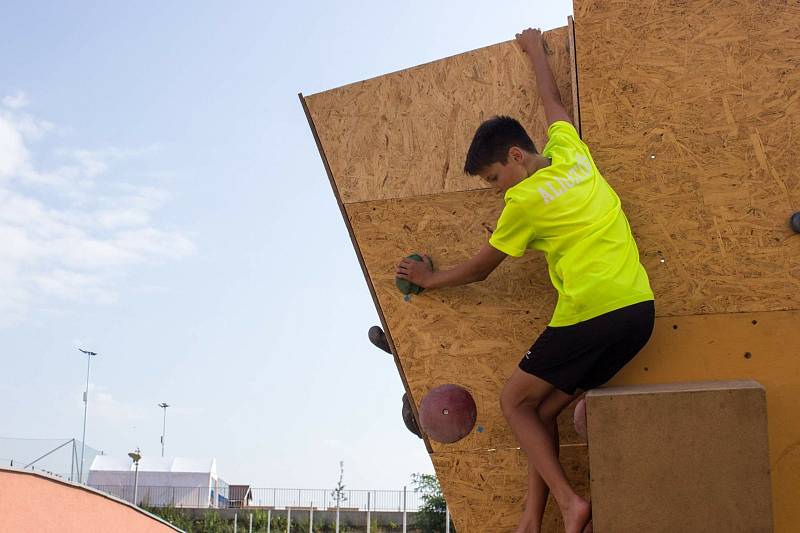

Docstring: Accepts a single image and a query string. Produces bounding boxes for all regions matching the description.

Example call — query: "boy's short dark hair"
[463,116,537,175]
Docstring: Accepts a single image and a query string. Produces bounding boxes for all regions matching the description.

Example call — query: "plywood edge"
[587,379,765,398]
[299,93,433,453]
[568,15,582,138]
[304,26,569,99]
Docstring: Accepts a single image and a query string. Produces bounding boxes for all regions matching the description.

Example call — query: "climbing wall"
[572,1,800,529]
[302,26,583,531]
[573,0,800,318]
[303,1,800,529]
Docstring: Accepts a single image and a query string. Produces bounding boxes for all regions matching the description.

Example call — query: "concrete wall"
[0,467,181,533]
[182,507,422,529]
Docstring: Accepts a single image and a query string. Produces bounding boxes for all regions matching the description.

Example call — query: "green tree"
[141,504,196,532]
[411,473,455,533]
[330,460,348,507]
[270,513,288,531]
[201,509,232,532]
[251,509,272,531]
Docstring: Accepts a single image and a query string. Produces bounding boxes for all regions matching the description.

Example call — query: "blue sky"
[0,1,572,489]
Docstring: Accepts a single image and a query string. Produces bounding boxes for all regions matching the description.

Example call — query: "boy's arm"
[396,243,507,290]
[516,28,572,126]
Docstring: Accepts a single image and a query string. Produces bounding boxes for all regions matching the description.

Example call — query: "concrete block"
[586,380,773,532]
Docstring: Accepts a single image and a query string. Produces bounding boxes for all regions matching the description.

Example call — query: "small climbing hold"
[395,253,433,297]
[402,392,422,439]
[790,212,800,233]
[418,384,477,444]
[368,325,391,354]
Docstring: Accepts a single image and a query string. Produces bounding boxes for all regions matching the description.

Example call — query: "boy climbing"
[395,28,655,533]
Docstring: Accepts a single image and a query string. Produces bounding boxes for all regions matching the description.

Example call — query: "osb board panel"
[432,446,589,533]
[587,382,773,532]
[347,190,559,454]
[605,309,800,532]
[305,27,574,204]
[573,0,800,316]
[347,189,657,453]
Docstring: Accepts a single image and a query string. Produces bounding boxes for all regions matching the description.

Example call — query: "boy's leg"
[518,389,581,532]
[501,369,591,533]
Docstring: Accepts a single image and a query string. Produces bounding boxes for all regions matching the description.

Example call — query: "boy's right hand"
[515,27,543,55]
[396,254,434,289]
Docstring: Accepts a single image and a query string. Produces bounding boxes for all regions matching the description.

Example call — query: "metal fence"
[247,488,423,512]
[90,485,425,512]
[0,437,103,484]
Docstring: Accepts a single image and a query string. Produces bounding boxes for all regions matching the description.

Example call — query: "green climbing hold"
[395,253,433,296]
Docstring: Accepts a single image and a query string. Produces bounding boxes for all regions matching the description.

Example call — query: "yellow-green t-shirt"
[489,121,653,327]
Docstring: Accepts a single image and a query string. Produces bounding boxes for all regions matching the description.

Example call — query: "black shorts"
[519,300,655,395]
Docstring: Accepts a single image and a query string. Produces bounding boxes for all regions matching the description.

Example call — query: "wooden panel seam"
[340,186,492,206]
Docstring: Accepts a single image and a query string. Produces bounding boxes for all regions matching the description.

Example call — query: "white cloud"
[32,269,116,304]
[0,93,195,327]
[6,112,54,141]
[3,91,30,110]
[0,264,31,328]
[71,149,108,178]
[0,116,29,178]
[114,228,195,260]
[88,383,147,423]
[95,208,151,229]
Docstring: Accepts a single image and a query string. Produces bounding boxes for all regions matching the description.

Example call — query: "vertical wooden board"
[587,381,773,532]
[573,0,800,316]
[567,16,581,138]
[346,190,562,453]
[432,446,589,533]
[305,27,574,203]
[606,310,800,532]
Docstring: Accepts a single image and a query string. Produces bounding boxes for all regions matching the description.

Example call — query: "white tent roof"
[87,456,223,508]
[90,456,216,475]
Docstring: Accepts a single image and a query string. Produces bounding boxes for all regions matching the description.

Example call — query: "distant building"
[87,456,229,508]
[228,485,252,508]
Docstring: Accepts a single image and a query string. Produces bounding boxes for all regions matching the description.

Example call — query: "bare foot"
[582,519,593,533]
[560,496,591,533]
[514,505,541,533]
[514,508,536,533]
[514,522,540,533]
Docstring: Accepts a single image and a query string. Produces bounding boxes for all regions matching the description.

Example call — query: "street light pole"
[78,348,98,483]
[158,402,170,457]
[128,448,141,505]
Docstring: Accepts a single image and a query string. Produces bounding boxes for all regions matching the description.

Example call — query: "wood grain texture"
[304,2,800,529]
[346,190,585,454]
[305,27,574,203]
[587,382,773,532]
[432,446,590,533]
[429,309,800,531]
[574,0,800,316]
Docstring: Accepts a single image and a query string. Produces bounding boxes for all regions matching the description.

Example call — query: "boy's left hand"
[396,254,434,288]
